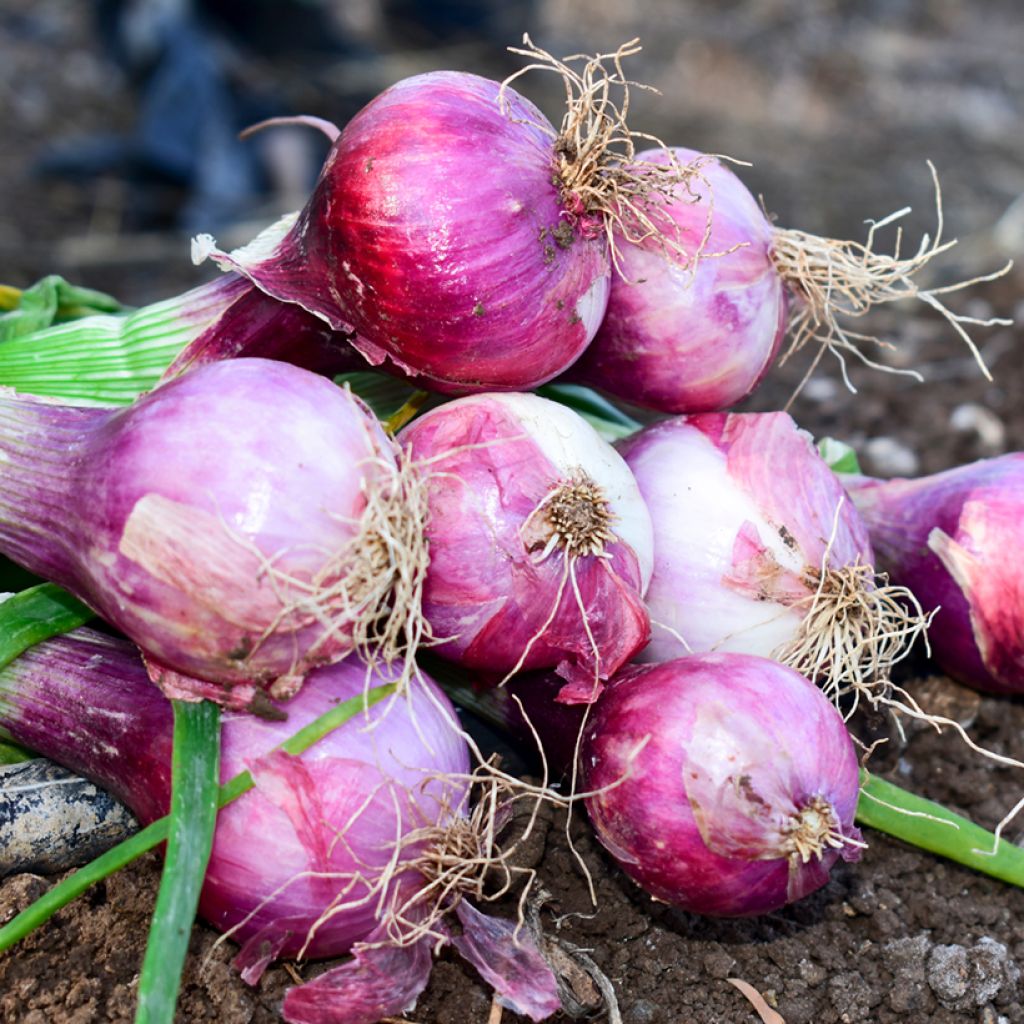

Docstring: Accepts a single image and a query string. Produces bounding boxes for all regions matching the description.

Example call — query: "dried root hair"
[771,503,1024,850]
[500,36,715,278]
[775,558,933,715]
[772,160,1013,406]
[244,432,433,697]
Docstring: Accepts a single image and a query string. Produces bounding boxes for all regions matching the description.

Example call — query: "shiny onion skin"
[581,654,863,916]
[847,455,1024,694]
[0,359,409,702]
[0,629,470,961]
[399,393,653,697]
[0,629,567,1021]
[569,148,786,413]
[618,412,872,664]
[201,72,611,394]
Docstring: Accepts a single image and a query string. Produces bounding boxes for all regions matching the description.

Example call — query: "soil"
[2,2,1024,1023]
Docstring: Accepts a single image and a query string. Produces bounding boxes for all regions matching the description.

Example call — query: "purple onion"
[568,148,786,413]
[0,630,563,1022]
[618,412,926,700]
[581,654,863,916]
[197,72,611,394]
[0,358,424,703]
[0,629,469,959]
[847,455,1024,694]
[399,393,653,696]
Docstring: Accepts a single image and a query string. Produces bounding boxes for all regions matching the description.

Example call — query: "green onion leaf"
[857,770,1024,887]
[135,700,221,1024]
[817,436,862,475]
[0,584,94,673]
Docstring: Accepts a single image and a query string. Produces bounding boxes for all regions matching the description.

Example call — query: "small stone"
[950,403,1006,452]
[798,958,828,986]
[702,950,737,980]
[862,436,920,477]
[928,943,971,1005]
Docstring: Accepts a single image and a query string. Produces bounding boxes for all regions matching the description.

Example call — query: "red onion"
[570,148,785,412]
[570,150,1004,413]
[399,393,653,698]
[0,358,428,705]
[196,43,697,395]
[619,412,927,702]
[847,455,1024,695]
[0,630,562,1022]
[581,654,863,916]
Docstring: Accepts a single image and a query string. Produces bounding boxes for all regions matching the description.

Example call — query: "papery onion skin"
[581,654,862,916]
[0,629,470,958]
[568,148,786,413]
[399,393,652,692]
[200,72,610,394]
[847,455,1024,694]
[0,358,402,696]
[618,412,872,662]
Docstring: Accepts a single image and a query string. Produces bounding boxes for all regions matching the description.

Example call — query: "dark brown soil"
[2,2,1024,1023]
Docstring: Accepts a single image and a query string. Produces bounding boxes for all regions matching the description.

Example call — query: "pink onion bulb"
[569,148,785,413]
[0,629,470,961]
[619,412,926,700]
[847,455,1024,694]
[581,654,863,916]
[399,393,653,697]
[0,631,566,1021]
[0,359,426,704]
[198,72,612,394]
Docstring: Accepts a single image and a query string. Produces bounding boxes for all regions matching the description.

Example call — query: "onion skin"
[618,412,872,662]
[847,455,1024,694]
[0,359,401,697]
[0,629,470,959]
[399,393,652,691]
[581,654,862,916]
[568,148,786,413]
[204,72,611,394]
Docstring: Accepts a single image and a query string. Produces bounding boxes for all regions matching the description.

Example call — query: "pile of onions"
[398,392,653,698]
[0,358,429,706]
[196,42,700,395]
[0,628,562,1022]
[847,455,1024,695]
[618,411,928,703]
[568,148,1004,413]
[581,653,863,916]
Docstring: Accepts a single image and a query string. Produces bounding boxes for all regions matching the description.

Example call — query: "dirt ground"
[2,2,1024,1023]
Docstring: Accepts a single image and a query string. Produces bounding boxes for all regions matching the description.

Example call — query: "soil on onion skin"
[2,2,1024,1023]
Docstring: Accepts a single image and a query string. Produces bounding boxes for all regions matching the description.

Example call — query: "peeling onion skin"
[209,72,611,394]
[399,393,653,692]
[0,359,400,696]
[618,412,872,663]
[847,455,1024,694]
[568,147,786,413]
[581,654,862,916]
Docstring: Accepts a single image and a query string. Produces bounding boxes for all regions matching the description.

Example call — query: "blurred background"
[1,0,1022,470]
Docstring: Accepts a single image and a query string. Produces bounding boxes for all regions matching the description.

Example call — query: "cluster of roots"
[501,36,713,276]
[771,162,1012,404]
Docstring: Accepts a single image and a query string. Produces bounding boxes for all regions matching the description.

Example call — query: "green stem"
[135,700,221,1024]
[0,584,93,673]
[857,769,1024,887]
[0,682,397,953]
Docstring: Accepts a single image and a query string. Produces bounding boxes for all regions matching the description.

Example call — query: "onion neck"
[0,392,103,587]
[0,630,172,823]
